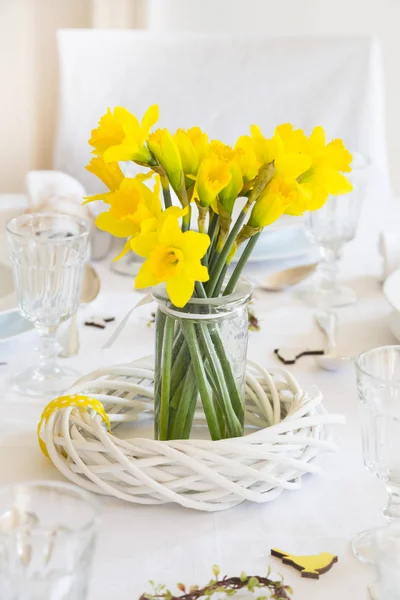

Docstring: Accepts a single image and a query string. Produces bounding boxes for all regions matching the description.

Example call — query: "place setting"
[3,17,400,600]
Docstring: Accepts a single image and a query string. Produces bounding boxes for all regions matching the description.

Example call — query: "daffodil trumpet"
[87,106,352,441]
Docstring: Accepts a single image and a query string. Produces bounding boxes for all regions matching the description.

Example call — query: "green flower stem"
[204,362,227,438]
[169,365,197,439]
[207,215,220,273]
[182,204,191,232]
[170,338,191,397]
[213,264,228,297]
[197,324,243,437]
[154,310,166,438]
[224,232,261,296]
[159,316,174,440]
[181,382,201,438]
[161,176,172,209]
[206,209,248,296]
[207,163,275,296]
[209,326,244,424]
[181,321,222,440]
[208,211,219,239]
[195,281,207,298]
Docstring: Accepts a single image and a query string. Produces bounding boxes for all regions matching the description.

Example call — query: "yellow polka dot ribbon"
[38,394,111,458]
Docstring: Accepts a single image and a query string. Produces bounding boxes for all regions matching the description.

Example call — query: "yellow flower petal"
[85,157,124,191]
[141,104,159,135]
[130,232,159,257]
[324,169,353,195]
[194,157,231,207]
[275,153,312,180]
[166,274,195,308]
[135,259,162,289]
[89,107,138,156]
[96,212,137,238]
[181,230,210,260]
[325,139,352,172]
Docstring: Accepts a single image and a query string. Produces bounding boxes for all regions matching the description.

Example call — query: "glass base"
[13,364,81,397]
[352,527,384,565]
[110,252,143,277]
[298,282,358,309]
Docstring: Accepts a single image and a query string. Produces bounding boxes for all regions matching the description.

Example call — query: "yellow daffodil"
[207,141,244,215]
[234,136,259,183]
[131,205,187,258]
[298,127,353,209]
[147,128,183,196]
[89,107,137,156]
[193,157,232,208]
[248,176,307,228]
[83,157,125,203]
[248,124,312,180]
[96,104,159,165]
[95,175,162,241]
[135,214,210,307]
[173,127,209,179]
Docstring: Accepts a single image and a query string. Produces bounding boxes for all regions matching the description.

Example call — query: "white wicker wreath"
[40,357,344,511]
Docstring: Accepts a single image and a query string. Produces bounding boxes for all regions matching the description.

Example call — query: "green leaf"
[212,565,220,577]
[240,571,247,582]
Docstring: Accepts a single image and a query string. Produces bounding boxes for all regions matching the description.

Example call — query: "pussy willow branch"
[139,574,291,600]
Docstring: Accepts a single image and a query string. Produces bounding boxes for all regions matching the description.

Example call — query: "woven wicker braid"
[40,357,344,511]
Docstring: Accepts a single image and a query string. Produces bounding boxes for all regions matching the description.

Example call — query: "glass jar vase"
[152,281,252,441]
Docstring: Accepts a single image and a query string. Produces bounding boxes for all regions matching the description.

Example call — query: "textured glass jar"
[152,281,252,441]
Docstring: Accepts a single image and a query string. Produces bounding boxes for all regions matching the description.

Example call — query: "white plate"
[0,262,16,312]
[231,224,318,264]
[383,269,400,312]
[0,262,33,340]
[0,308,33,342]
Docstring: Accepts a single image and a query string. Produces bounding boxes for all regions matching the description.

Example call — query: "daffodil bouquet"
[85,105,352,441]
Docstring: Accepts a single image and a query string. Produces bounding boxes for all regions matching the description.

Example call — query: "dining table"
[0,204,398,600]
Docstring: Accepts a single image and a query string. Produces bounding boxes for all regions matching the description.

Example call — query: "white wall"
[147,0,400,195]
[0,0,92,192]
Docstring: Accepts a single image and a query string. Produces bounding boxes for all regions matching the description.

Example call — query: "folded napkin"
[25,170,112,260]
[379,230,400,281]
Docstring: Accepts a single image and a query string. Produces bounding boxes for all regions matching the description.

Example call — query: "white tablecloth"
[0,211,397,599]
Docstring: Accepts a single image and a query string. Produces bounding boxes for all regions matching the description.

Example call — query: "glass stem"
[318,246,339,294]
[37,327,59,370]
[385,483,400,521]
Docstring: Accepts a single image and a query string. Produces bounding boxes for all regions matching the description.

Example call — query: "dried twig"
[140,566,292,600]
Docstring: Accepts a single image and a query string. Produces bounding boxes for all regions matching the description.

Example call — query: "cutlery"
[257,263,318,292]
[314,311,352,371]
[59,264,101,357]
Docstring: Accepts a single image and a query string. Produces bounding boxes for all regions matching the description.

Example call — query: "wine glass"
[299,153,369,308]
[6,213,89,396]
[353,345,400,565]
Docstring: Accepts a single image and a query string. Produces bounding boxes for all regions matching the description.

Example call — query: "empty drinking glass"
[0,481,100,600]
[299,153,369,308]
[6,213,89,396]
[374,523,400,600]
[353,345,400,565]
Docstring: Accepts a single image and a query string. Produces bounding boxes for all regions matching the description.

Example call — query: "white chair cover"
[54,31,390,214]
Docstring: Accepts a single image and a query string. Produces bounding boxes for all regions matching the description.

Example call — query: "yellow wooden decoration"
[38,394,111,458]
[271,548,338,579]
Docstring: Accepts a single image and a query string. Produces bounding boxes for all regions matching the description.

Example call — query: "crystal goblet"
[6,213,89,396]
[353,345,400,565]
[299,153,369,308]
